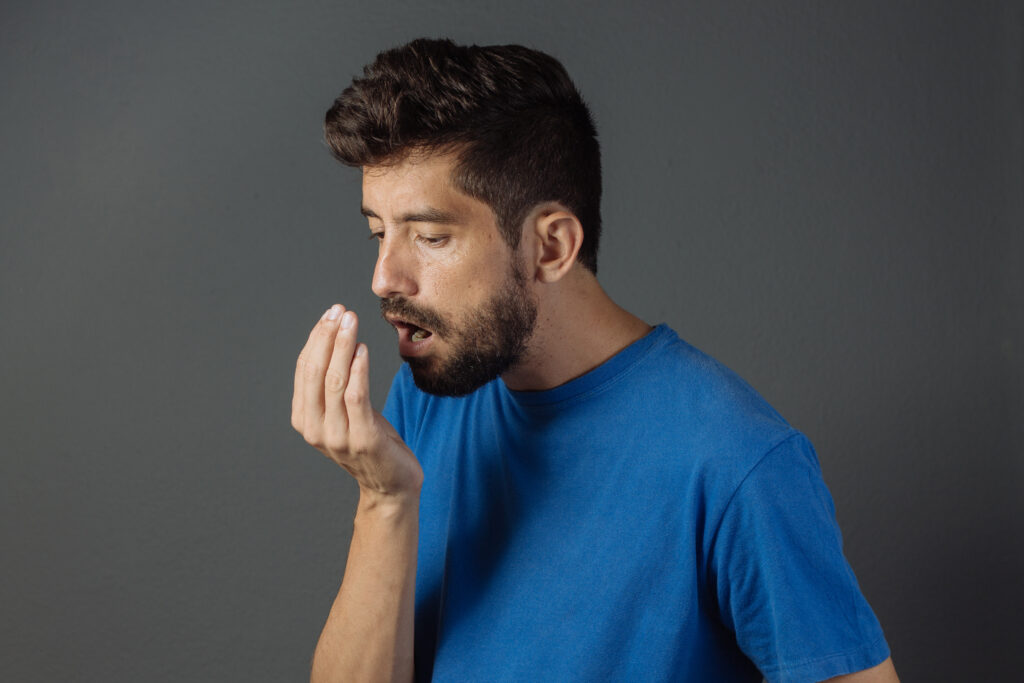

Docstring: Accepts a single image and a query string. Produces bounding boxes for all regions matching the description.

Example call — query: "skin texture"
[294,151,898,682]
[364,152,653,393]
[827,657,900,682]
[368,158,538,396]
[293,306,421,683]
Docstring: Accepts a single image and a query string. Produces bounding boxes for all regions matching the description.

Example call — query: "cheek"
[424,234,511,310]
[427,251,489,303]
[429,273,478,312]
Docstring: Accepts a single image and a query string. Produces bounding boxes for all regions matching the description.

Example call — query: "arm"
[824,657,899,682]
[292,305,422,683]
[709,436,894,682]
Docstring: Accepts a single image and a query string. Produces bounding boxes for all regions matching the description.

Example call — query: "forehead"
[361,152,477,218]
[363,150,455,189]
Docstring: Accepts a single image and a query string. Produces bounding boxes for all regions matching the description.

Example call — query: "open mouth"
[389,318,435,345]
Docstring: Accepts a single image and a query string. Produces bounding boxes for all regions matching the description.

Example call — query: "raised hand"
[292,304,422,500]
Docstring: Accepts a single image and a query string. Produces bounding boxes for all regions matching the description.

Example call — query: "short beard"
[380,262,537,397]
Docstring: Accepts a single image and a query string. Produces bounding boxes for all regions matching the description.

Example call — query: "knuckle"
[316,322,338,340]
[345,383,368,405]
[301,357,321,382]
[302,429,323,449]
[323,430,349,453]
[324,368,345,393]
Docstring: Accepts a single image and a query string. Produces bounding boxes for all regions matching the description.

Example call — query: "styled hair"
[325,38,603,273]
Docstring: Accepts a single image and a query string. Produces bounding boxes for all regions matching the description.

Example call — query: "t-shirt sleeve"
[708,434,890,683]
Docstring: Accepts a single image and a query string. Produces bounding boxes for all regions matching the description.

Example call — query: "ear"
[527,203,584,283]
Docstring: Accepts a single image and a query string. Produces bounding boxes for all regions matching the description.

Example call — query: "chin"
[406,353,509,397]
[408,366,488,397]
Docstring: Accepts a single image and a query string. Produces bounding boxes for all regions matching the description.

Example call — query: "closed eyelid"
[418,234,449,244]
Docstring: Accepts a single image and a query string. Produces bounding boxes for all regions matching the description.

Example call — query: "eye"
[417,234,449,247]
[368,231,384,241]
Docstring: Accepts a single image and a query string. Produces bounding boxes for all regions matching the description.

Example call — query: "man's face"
[362,153,537,396]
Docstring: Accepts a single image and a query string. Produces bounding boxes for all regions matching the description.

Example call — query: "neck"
[501,267,652,392]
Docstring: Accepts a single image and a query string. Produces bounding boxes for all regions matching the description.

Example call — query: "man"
[292,38,898,682]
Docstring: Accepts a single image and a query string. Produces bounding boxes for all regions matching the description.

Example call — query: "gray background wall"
[2,0,1021,680]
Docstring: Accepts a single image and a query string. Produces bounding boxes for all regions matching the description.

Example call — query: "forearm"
[824,657,899,682]
[311,490,419,683]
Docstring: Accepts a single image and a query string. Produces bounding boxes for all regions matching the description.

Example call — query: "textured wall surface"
[2,1,1021,680]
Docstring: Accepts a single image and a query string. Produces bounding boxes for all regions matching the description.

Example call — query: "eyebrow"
[360,206,460,225]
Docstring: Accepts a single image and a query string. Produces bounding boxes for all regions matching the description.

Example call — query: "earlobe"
[530,204,584,284]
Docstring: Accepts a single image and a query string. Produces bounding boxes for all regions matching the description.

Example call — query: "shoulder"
[644,327,789,427]
[637,326,801,479]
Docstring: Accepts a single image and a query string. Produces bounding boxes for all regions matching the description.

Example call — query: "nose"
[371,237,418,299]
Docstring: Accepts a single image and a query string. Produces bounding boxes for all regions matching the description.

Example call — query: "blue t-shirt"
[383,324,889,682]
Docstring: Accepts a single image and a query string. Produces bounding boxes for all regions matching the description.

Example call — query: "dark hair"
[325,38,603,274]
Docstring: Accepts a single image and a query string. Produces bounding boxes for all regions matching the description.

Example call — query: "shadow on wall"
[830,362,1021,680]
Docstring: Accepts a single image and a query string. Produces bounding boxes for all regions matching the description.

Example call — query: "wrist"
[356,485,420,518]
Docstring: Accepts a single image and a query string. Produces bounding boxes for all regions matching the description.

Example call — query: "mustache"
[379,297,451,336]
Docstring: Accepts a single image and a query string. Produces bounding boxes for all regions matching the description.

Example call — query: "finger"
[323,310,360,442]
[292,319,319,428]
[344,343,375,439]
[300,304,345,430]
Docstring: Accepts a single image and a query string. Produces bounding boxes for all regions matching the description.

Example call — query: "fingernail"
[323,305,341,321]
[356,344,366,357]
[341,311,355,329]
